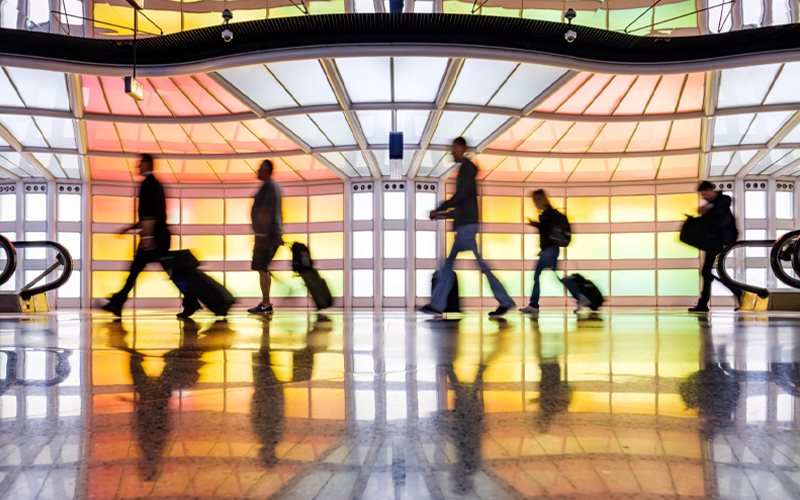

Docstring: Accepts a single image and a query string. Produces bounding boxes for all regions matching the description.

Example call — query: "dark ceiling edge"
[3,14,800,76]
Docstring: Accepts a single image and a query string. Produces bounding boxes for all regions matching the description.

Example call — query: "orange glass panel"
[135,78,172,117]
[81,75,109,114]
[527,158,579,182]
[472,154,505,174]
[148,77,200,117]
[283,196,308,223]
[244,120,298,151]
[309,232,344,260]
[225,198,254,224]
[92,196,134,223]
[585,75,637,115]
[90,157,131,182]
[172,76,229,116]
[166,159,219,183]
[115,123,161,153]
[166,198,180,224]
[569,158,619,182]
[149,124,197,154]
[646,74,686,115]
[181,235,224,261]
[86,121,121,151]
[677,73,705,113]
[517,120,572,152]
[612,157,660,181]
[99,77,141,116]
[535,72,592,112]
[484,157,540,182]
[213,122,270,153]
[208,159,263,183]
[487,119,541,150]
[658,154,699,179]
[552,122,603,152]
[151,160,177,183]
[92,271,127,298]
[614,75,660,115]
[181,198,224,224]
[556,73,614,114]
[194,74,251,114]
[183,123,235,154]
[255,159,302,183]
[627,121,671,152]
[282,156,338,180]
[666,118,701,150]
[309,194,343,222]
[92,233,134,261]
[589,122,637,152]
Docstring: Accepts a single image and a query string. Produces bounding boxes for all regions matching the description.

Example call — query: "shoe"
[248,303,274,315]
[102,302,122,317]
[519,305,539,314]
[574,295,592,313]
[419,305,443,317]
[177,306,200,319]
[689,305,710,313]
[489,307,509,318]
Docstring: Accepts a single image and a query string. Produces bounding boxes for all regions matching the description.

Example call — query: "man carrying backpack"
[248,160,284,315]
[519,190,590,315]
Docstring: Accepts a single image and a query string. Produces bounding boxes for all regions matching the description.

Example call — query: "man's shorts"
[251,235,283,272]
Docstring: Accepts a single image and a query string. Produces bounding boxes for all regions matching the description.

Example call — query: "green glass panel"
[609,7,650,32]
[476,6,520,17]
[483,271,522,297]
[611,270,655,296]
[443,1,473,13]
[455,270,482,297]
[658,269,699,296]
[657,232,699,259]
[524,234,564,261]
[309,0,345,14]
[522,9,563,22]
[567,234,610,260]
[573,270,610,297]
[654,0,697,30]
[610,233,655,260]
[524,270,565,297]
[319,270,344,298]
[271,271,307,297]
[574,9,607,29]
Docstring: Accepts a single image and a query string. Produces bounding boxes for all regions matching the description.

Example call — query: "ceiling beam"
[84,149,307,161]
[770,157,800,178]
[406,149,424,179]
[312,153,349,181]
[459,147,703,160]
[66,73,90,182]
[737,111,800,178]
[205,72,266,118]
[0,124,54,180]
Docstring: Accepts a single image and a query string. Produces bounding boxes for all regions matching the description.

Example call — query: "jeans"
[110,248,199,311]
[699,249,741,306]
[529,245,582,308]
[430,223,515,312]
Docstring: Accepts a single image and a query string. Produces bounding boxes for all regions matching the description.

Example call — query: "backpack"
[549,209,572,247]
[291,242,314,273]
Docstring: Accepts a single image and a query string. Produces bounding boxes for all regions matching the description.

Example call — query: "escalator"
[0,235,73,312]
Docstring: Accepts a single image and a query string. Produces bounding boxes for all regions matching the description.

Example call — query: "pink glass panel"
[487,119,541,151]
[149,77,201,117]
[666,118,701,150]
[90,156,131,181]
[100,77,141,116]
[149,124,198,154]
[555,74,614,115]
[484,157,541,181]
[167,160,219,183]
[568,158,619,182]
[517,121,573,152]
[282,156,339,180]
[677,73,705,112]
[612,157,660,181]
[551,122,604,152]
[86,121,122,151]
[213,122,270,153]
[626,121,671,152]
[172,76,229,116]
[194,74,251,114]
[535,73,592,113]
[584,75,637,115]
[588,122,637,153]
[207,159,262,183]
[614,75,660,115]
[645,74,685,114]
[136,78,172,117]
[472,154,506,173]
[81,76,109,114]
[132,159,175,184]
[243,120,299,151]
[183,124,235,154]
[658,154,700,179]
[115,123,161,153]
[527,158,580,182]
[260,159,304,183]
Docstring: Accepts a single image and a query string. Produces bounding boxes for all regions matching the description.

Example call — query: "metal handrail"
[771,230,800,289]
[717,240,774,298]
[12,241,73,299]
[0,235,16,288]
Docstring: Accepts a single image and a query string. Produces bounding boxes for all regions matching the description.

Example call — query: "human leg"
[467,226,515,310]
[429,231,467,313]
[528,246,559,308]
[260,271,272,304]
[107,249,156,309]
[697,251,716,308]
[249,236,280,314]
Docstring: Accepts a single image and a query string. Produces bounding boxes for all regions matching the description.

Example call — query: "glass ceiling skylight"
[718,62,800,108]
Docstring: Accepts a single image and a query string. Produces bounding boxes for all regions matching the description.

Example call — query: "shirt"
[435,158,479,228]
[137,172,170,250]
[252,180,283,236]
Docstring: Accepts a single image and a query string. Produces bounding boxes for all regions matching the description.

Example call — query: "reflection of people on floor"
[771,346,800,397]
[530,320,572,433]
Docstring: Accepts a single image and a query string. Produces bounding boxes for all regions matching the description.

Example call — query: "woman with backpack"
[520,190,591,315]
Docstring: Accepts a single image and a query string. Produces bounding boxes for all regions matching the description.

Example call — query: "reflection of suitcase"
[162,250,235,316]
[564,273,603,311]
[299,269,333,310]
[432,270,460,313]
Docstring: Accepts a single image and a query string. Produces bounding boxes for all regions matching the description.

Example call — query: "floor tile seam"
[0,435,62,500]
[411,439,447,500]
[341,436,386,500]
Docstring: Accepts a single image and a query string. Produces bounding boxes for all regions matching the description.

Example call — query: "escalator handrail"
[12,241,73,298]
[0,235,16,288]
[717,239,775,298]
[771,230,800,289]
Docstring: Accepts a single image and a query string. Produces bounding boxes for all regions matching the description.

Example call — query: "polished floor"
[1,308,800,499]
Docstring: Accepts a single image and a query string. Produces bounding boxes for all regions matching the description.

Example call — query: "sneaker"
[689,305,710,313]
[177,306,200,319]
[419,305,443,317]
[102,302,122,317]
[519,305,539,314]
[248,303,274,315]
[489,307,509,318]
[574,295,592,313]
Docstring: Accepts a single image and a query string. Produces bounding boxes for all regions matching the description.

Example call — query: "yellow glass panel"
[610,195,655,223]
[283,197,308,223]
[181,235,224,261]
[135,271,179,298]
[181,199,224,225]
[92,271,127,298]
[524,196,564,222]
[566,197,609,223]
[308,0,345,14]
[271,270,306,297]
[224,271,261,298]
[225,198,253,225]
[446,232,480,260]
[225,235,255,261]
[92,234,134,261]
[657,193,697,221]
[197,351,224,383]
[455,270,481,297]
[567,234,609,260]
[312,353,344,381]
[319,270,344,298]
[275,234,307,261]
[309,233,344,260]
[93,196,134,223]
[657,232,699,259]
[610,233,655,259]
[482,233,522,260]
[226,351,255,383]
[309,194,343,222]
[482,270,522,297]
[482,196,521,223]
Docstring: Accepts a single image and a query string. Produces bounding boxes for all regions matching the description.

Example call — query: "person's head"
[451,137,467,162]
[532,189,551,211]
[698,180,718,202]
[138,154,154,175]
[258,160,274,181]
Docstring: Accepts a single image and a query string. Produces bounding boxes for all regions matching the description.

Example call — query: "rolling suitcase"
[291,242,333,310]
[431,270,460,313]
[162,250,235,316]
[564,273,603,311]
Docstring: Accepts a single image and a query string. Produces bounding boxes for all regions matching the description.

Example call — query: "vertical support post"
[47,181,57,307]
[767,178,777,240]
[344,180,353,309]
[795,180,800,230]
[15,180,24,291]
[374,183,383,309]
[407,181,415,308]
[82,183,92,308]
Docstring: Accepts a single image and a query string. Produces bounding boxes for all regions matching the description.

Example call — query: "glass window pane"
[6,68,69,111]
[462,114,510,148]
[356,111,392,145]
[712,113,755,147]
[657,193,697,221]
[416,192,437,220]
[482,196,521,223]
[743,0,763,25]
[416,231,436,259]
[566,197,609,223]
[25,232,47,259]
[384,230,406,259]
[482,233,522,260]
[394,57,448,102]
[430,111,475,146]
[353,192,373,221]
[336,57,391,103]
[0,115,46,147]
[383,269,405,297]
[567,234,610,260]
[58,193,81,222]
[745,229,768,257]
[309,112,357,147]
[309,194,343,222]
[57,269,80,298]
[25,193,46,221]
[34,117,75,149]
[658,269,699,296]
[353,231,373,259]
[742,112,793,145]
[0,194,15,221]
[718,65,780,108]
[275,115,330,148]
[353,269,373,297]
[383,192,406,220]
[610,233,655,259]
[489,63,568,109]
[397,110,430,145]
[217,66,296,111]
[745,190,767,219]
[309,232,344,260]
[57,231,81,260]
[657,232,699,259]
[610,196,655,222]
[283,196,308,223]
[448,59,517,106]
[266,60,337,106]
[777,191,793,220]
[416,269,435,297]
[181,199,224,225]
[611,270,656,296]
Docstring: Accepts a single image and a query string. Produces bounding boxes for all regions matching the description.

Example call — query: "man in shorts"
[248,160,284,315]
